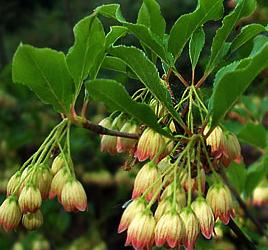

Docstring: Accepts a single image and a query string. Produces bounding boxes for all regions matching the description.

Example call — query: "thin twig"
[228,219,257,250]
[172,67,189,87]
[195,74,208,89]
[220,168,267,237]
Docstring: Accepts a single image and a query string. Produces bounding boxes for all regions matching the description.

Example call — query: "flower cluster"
[0,153,87,231]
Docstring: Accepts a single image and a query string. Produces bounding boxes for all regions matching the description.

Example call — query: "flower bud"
[61,179,87,212]
[22,209,43,230]
[252,182,268,206]
[220,133,242,166]
[117,121,140,153]
[205,126,224,158]
[51,154,65,176]
[206,183,235,225]
[0,196,22,231]
[150,99,168,118]
[180,208,200,250]
[125,211,155,250]
[132,161,161,201]
[49,168,70,202]
[155,211,185,248]
[191,197,214,239]
[19,184,42,213]
[7,172,21,196]
[155,198,173,222]
[37,164,53,200]
[134,128,172,163]
[118,198,146,233]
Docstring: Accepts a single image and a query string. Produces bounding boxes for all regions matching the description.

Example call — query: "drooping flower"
[125,210,156,250]
[117,121,140,153]
[19,184,42,213]
[134,128,172,163]
[180,208,200,250]
[0,196,22,231]
[7,172,21,196]
[204,126,224,158]
[132,161,161,201]
[206,183,235,225]
[154,198,173,222]
[252,181,268,206]
[191,197,214,239]
[155,210,185,248]
[36,164,53,200]
[22,209,43,230]
[51,154,65,176]
[49,167,70,202]
[61,179,87,212]
[118,198,146,233]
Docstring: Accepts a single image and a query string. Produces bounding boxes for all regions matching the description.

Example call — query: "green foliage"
[12,44,74,114]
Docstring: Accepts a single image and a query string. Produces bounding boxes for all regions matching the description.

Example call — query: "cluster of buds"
[118,156,235,250]
[0,154,87,232]
[205,126,242,168]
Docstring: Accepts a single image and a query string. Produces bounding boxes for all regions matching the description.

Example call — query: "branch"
[220,168,267,237]
[228,218,257,250]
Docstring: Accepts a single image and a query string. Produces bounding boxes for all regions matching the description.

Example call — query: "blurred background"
[0,0,268,249]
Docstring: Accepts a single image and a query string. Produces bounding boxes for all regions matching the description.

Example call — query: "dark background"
[0,0,268,249]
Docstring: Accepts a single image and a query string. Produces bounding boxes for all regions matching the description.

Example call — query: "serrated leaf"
[105,26,128,49]
[208,41,268,128]
[12,44,74,114]
[86,79,171,137]
[66,15,105,93]
[101,56,137,79]
[137,0,166,38]
[96,4,168,63]
[238,123,267,149]
[189,27,205,69]
[230,24,267,54]
[206,0,256,73]
[109,46,184,126]
[168,0,224,61]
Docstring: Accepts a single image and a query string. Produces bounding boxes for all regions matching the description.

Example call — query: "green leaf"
[245,154,268,195]
[137,0,166,38]
[230,24,267,54]
[206,0,256,73]
[101,56,137,79]
[238,123,267,149]
[189,27,205,69]
[208,41,268,128]
[96,4,168,63]
[226,162,246,194]
[109,46,184,126]
[105,26,128,49]
[86,79,171,137]
[66,15,105,92]
[12,44,74,114]
[168,0,224,61]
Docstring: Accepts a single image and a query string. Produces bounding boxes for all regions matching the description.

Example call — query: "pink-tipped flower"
[154,198,173,222]
[36,164,53,200]
[206,183,235,225]
[191,197,214,239]
[49,168,70,202]
[205,126,224,158]
[252,182,268,206]
[125,211,155,250]
[0,196,22,232]
[7,172,21,196]
[117,121,140,153]
[51,154,65,176]
[134,128,172,163]
[19,184,42,213]
[132,161,161,201]
[22,209,43,230]
[180,208,200,250]
[220,133,242,166]
[118,198,146,233]
[155,211,185,248]
[61,179,87,212]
